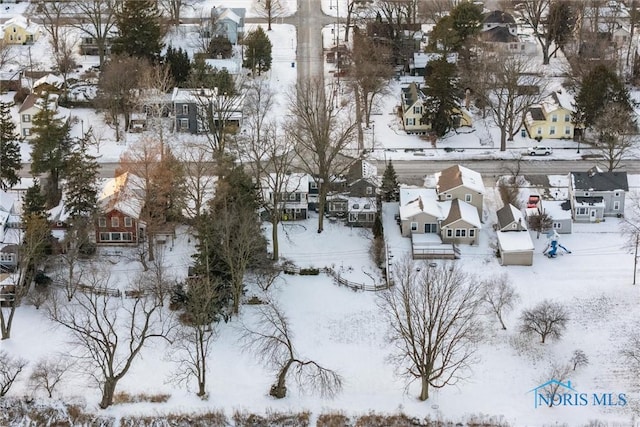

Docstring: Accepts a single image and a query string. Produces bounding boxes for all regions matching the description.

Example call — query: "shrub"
[299,268,320,276]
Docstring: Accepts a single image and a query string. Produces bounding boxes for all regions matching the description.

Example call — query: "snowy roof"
[3,15,40,34]
[171,87,217,103]
[348,197,377,213]
[48,200,70,223]
[441,199,481,228]
[436,165,485,194]
[496,203,527,231]
[497,230,534,252]
[411,52,457,69]
[399,186,436,208]
[98,172,145,219]
[261,173,309,194]
[205,58,241,75]
[541,201,572,221]
[399,193,443,221]
[483,10,516,24]
[33,74,64,90]
[216,8,245,24]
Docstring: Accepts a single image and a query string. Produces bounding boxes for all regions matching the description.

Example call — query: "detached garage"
[496,230,534,266]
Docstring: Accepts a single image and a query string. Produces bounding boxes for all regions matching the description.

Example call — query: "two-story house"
[78,24,117,57]
[479,11,537,55]
[18,93,71,139]
[2,15,41,45]
[261,173,309,221]
[569,168,628,222]
[96,172,146,245]
[436,165,485,219]
[524,90,576,140]
[400,82,472,134]
[171,87,243,134]
[495,203,534,266]
[211,7,246,44]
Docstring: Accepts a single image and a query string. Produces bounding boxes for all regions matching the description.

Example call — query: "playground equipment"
[543,231,572,258]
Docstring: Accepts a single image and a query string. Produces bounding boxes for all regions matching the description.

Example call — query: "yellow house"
[3,15,41,45]
[524,90,575,140]
[400,82,472,134]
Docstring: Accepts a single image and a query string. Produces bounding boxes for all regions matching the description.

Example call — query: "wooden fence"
[281,265,390,292]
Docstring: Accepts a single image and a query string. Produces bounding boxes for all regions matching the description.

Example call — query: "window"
[553,222,562,229]
[288,193,297,201]
[509,43,518,50]
[445,194,452,199]
[464,194,472,203]
[549,126,555,135]
[22,128,30,137]
[469,229,475,238]
[455,229,467,237]
[565,126,571,135]
[411,222,417,231]
[564,114,570,122]
[99,232,110,241]
[182,104,189,115]
[551,114,558,122]
[310,181,318,190]
[111,217,119,227]
[446,229,453,237]
[584,192,589,197]
[413,106,422,114]
[352,204,360,209]
[537,127,542,135]
[364,204,371,209]
[294,208,300,213]
[614,201,620,210]
[21,114,30,122]
[122,232,133,241]
[614,192,621,197]
[111,233,121,241]
[124,217,132,228]
[98,217,107,228]
[406,118,415,126]
[366,186,372,195]
[179,118,189,130]
[577,207,587,215]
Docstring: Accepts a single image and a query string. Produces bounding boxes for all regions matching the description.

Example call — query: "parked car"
[527,195,540,208]
[528,146,553,156]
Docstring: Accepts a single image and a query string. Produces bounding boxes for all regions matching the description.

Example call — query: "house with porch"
[524,90,576,140]
[440,199,481,245]
[95,172,146,245]
[496,203,534,266]
[2,15,41,45]
[569,168,628,222]
[435,165,485,219]
[18,93,71,139]
[261,173,309,221]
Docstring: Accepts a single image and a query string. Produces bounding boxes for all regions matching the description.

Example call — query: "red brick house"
[96,172,146,245]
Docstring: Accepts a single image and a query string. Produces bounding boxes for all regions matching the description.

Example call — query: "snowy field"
[5,187,640,426]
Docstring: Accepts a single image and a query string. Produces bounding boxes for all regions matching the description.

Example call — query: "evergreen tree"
[449,1,483,47]
[187,58,236,95]
[422,58,460,137]
[574,64,633,130]
[29,95,71,208]
[372,214,383,239]
[64,133,100,221]
[381,161,399,202]
[207,36,233,59]
[112,0,164,62]
[164,45,191,85]
[22,180,47,219]
[0,101,21,190]
[243,26,272,76]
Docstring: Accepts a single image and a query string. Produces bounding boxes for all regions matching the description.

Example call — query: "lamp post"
[371,123,375,153]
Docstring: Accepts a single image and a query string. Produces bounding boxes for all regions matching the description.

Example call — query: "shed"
[496,230,534,266]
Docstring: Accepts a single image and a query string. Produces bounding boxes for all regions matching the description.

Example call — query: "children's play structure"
[543,231,572,258]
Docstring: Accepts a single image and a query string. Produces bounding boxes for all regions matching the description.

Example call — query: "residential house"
[33,74,64,95]
[440,198,481,245]
[569,168,628,222]
[482,10,517,34]
[496,203,534,266]
[171,87,243,134]
[540,200,573,234]
[96,172,146,245]
[398,187,443,238]
[524,90,576,140]
[211,7,245,44]
[18,93,71,139]
[2,15,41,45]
[409,51,457,77]
[78,24,117,56]
[436,165,485,219]
[400,82,472,134]
[346,197,377,227]
[261,173,309,221]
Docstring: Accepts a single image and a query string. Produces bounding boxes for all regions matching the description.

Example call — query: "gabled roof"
[437,165,485,195]
[261,172,309,194]
[483,10,516,25]
[347,159,378,182]
[441,199,481,228]
[496,204,527,231]
[526,106,545,122]
[571,171,629,192]
[480,26,518,43]
[99,172,145,219]
[3,15,40,34]
[399,195,444,221]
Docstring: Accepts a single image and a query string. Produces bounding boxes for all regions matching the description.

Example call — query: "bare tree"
[29,356,71,398]
[480,273,520,330]
[487,54,543,151]
[241,300,342,399]
[286,78,358,233]
[0,350,27,397]
[520,300,569,344]
[51,30,78,102]
[515,0,573,65]
[137,62,174,147]
[170,277,219,397]
[537,361,573,407]
[178,139,216,222]
[254,0,287,31]
[528,209,554,239]
[47,270,172,409]
[160,0,194,26]
[379,259,482,401]
[418,0,454,24]
[622,329,640,372]
[593,103,636,172]
[570,349,589,371]
[621,195,640,285]
[36,0,70,54]
[69,0,118,68]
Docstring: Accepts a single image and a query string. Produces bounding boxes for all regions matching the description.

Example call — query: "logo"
[528,379,627,409]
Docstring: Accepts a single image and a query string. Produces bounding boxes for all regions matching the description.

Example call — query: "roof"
[571,171,629,192]
[261,173,309,194]
[33,74,64,90]
[412,51,457,69]
[441,199,482,228]
[497,230,534,252]
[575,196,605,206]
[496,204,527,231]
[348,159,378,182]
[171,87,217,103]
[348,197,376,213]
[3,15,40,34]
[98,172,145,219]
[542,201,572,221]
[399,186,436,208]
[480,26,518,43]
[483,10,516,24]
[399,190,444,221]
[436,165,485,195]
[527,106,545,122]
[204,58,241,75]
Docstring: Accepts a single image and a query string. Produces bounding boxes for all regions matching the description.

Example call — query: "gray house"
[211,7,245,44]
[569,168,628,222]
[496,204,534,266]
[171,87,242,134]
